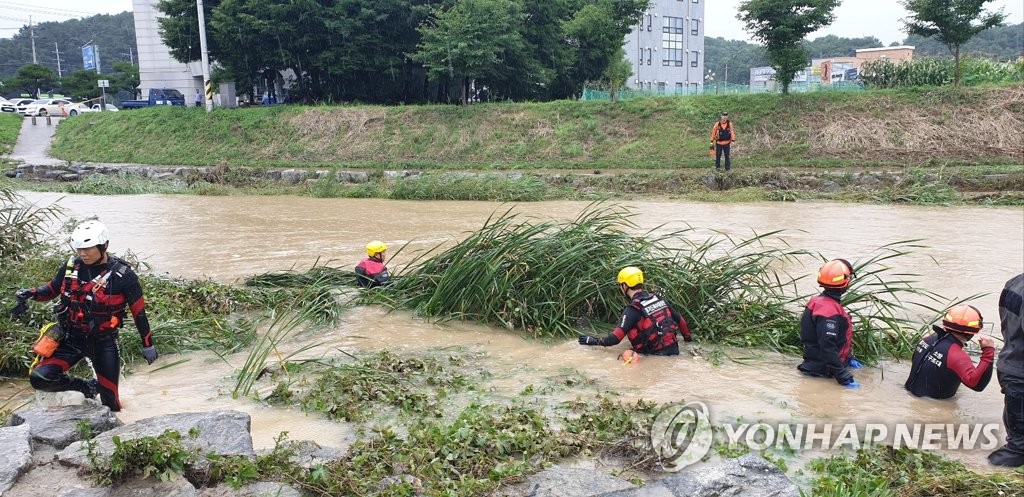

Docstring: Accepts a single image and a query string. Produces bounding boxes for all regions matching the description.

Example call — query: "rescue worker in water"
[577,266,692,355]
[904,304,995,400]
[13,220,156,411]
[798,259,862,388]
[355,240,391,288]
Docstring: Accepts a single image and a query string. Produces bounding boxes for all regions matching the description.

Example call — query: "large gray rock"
[196,482,303,497]
[59,489,112,497]
[58,411,254,469]
[9,403,121,449]
[287,440,344,469]
[493,465,636,497]
[108,475,196,497]
[3,459,99,497]
[596,455,798,497]
[0,424,33,494]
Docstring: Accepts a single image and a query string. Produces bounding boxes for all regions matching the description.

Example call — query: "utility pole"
[29,16,37,64]
[196,0,213,112]
[54,43,62,77]
[95,45,101,74]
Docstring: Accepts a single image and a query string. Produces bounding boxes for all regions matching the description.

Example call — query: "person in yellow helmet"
[355,241,390,288]
[578,266,692,356]
[905,304,995,400]
[798,259,860,388]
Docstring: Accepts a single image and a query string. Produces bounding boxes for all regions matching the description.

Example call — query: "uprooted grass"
[806,445,1024,497]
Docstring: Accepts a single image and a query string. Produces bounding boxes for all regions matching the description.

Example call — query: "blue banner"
[82,45,96,71]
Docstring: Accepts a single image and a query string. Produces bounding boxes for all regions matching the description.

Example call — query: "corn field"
[861,57,1024,89]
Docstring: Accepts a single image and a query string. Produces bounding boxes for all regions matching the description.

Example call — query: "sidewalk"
[7,116,66,167]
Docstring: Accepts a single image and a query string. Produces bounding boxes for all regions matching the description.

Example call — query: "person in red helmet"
[12,220,156,411]
[355,240,391,288]
[905,304,995,400]
[798,259,860,388]
[577,266,692,356]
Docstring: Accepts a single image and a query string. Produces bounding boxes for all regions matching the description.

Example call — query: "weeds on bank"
[806,445,1024,497]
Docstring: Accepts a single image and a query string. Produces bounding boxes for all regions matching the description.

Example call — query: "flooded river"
[11,193,1024,473]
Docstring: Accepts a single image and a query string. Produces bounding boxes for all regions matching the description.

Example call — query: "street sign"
[98,80,109,88]
[82,46,97,71]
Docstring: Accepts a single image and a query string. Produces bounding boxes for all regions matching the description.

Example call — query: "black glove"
[578,335,600,346]
[142,346,158,365]
[10,289,32,317]
[683,335,693,342]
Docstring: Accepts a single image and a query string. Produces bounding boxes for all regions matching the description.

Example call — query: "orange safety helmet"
[941,305,984,335]
[817,259,855,289]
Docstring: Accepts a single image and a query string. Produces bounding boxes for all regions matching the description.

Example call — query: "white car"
[91,103,119,112]
[12,98,35,114]
[0,98,16,113]
[23,99,94,117]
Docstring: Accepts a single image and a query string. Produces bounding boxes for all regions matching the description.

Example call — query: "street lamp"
[704,69,715,94]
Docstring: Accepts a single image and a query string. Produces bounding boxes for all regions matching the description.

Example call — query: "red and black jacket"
[905,327,995,399]
[355,257,390,288]
[596,291,691,355]
[30,255,152,347]
[797,291,854,385]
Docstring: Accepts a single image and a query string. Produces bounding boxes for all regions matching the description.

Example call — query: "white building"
[623,0,706,94]
[132,0,214,106]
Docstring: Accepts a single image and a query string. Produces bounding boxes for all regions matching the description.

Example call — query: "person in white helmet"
[13,220,156,411]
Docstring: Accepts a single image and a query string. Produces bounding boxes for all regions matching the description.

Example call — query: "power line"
[0,1,100,16]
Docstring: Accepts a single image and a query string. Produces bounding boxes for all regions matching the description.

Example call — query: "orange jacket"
[711,120,736,145]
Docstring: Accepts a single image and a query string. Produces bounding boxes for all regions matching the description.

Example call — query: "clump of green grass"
[299,350,475,421]
[364,204,806,344]
[807,445,1024,497]
[0,113,22,154]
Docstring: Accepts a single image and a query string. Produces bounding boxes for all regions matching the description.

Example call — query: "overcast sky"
[2,0,1023,45]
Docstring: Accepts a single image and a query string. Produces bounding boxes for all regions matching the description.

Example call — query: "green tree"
[0,12,136,81]
[60,70,104,100]
[602,48,632,102]
[901,0,1007,86]
[109,61,140,97]
[3,64,57,98]
[905,23,1024,61]
[411,0,527,105]
[563,0,647,97]
[737,0,841,94]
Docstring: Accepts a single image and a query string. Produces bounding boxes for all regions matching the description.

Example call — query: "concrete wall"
[624,0,705,93]
[854,46,915,64]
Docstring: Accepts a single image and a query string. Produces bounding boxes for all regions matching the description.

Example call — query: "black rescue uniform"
[991,273,1024,466]
[593,291,692,355]
[904,326,994,399]
[798,289,855,385]
[27,255,152,411]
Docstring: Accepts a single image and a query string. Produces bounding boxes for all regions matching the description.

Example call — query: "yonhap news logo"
[648,400,1001,472]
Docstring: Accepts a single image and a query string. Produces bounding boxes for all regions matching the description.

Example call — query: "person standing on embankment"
[711,112,736,171]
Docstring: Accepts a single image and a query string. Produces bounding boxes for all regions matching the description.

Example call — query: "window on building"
[647,48,652,66]
[647,14,652,31]
[693,0,699,3]
[663,16,684,34]
[657,82,666,94]
[691,19,699,36]
[675,82,684,94]
[690,82,699,91]
[639,48,644,65]
[662,17,685,66]
[690,51,699,67]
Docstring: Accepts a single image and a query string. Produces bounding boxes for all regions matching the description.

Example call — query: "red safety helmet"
[817,259,855,289]
[941,305,984,335]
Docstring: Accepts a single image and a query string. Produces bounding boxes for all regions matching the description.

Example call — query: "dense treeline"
[905,22,1023,61]
[0,12,136,81]
[156,0,647,104]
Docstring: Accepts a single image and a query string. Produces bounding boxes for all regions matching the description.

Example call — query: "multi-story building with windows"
[623,0,706,94]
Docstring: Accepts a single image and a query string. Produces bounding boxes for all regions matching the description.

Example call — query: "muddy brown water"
[10,193,1024,474]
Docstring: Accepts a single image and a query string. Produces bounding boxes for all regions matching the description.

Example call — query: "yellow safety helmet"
[942,305,984,335]
[617,266,644,288]
[366,240,388,257]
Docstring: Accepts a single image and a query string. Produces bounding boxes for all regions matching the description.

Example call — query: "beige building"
[854,46,916,64]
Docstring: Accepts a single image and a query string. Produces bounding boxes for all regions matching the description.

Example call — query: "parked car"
[13,98,36,115]
[0,98,16,113]
[121,89,186,109]
[91,103,119,112]
[22,99,95,117]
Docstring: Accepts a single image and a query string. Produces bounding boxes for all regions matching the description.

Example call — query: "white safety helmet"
[70,220,110,249]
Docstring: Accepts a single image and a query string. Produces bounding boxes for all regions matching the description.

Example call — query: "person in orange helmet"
[905,304,995,400]
[798,259,860,388]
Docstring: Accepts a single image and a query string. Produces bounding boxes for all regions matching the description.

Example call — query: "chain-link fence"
[581,81,864,101]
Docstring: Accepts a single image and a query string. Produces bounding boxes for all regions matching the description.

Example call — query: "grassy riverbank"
[50,86,1024,170]
[8,164,1024,205]
[0,113,21,155]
